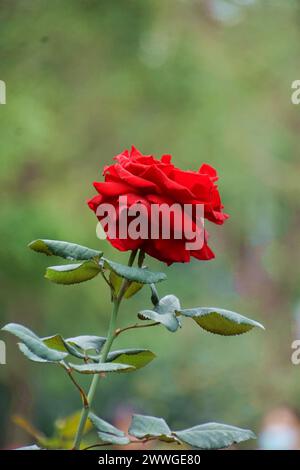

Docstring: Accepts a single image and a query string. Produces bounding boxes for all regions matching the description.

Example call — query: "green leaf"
[124,281,144,299]
[16,444,42,450]
[155,295,181,315]
[66,335,106,353]
[97,432,130,445]
[42,334,106,360]
[2,323,68,362]
[13,412,89,450]
[180,308,264,336]
[109,271,144,299]
[55,411,92,439]
[89,412,125,437]
[42,334,84,359]
[45,260,101,285]
[103,258,166,284]
[28,239,102,260]
[69,362,136,374]
[42,334,68,352]
[2,323,39,340]
[107,349,156,370]
[138,295,181,332]
[174,423,256,449]
[18,343,51,363]
[138,310,179,332]
[129,414,176,442]
[109,270,122,292]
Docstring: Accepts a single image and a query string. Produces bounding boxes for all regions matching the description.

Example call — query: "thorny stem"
[72,250,138,450]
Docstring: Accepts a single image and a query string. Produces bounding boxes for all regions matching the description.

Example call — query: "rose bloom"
[88,146,228,265]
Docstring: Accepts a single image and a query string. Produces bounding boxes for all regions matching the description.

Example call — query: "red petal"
[144,238,190,265]
[93,181,133,197]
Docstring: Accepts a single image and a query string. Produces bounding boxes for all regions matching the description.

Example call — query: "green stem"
[72,249,137,450]
[72,299,119,449]
[138,249,145,268]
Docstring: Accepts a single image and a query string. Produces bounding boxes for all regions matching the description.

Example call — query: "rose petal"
[93,181,133,197]
[199,163,218,181]
[191,241,215,260]
[144,238,190,265]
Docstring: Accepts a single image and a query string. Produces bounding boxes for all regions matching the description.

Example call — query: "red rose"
[88,146,228,265]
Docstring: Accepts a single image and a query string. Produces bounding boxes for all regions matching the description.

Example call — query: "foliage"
[2,240,263,449]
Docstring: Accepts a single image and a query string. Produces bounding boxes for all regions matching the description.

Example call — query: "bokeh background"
[1,0,300,449]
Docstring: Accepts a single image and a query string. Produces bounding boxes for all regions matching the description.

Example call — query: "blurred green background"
[1,0,300,449]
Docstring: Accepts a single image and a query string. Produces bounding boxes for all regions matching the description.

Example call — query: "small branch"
[129,438,155,444]
[100,270,113,290]
[61,363,89,408]
[150,283,160,306]
[128,249,138,267]
[82,443,109,450]
[115,321,160,337]
[82,437,156,451]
